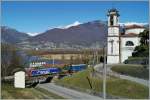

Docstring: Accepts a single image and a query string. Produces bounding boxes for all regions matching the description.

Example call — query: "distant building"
[29,56,64,67]
[107,8,145,64]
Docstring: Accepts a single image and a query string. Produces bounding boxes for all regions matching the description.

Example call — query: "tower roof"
[109,8,118,12]
[107,8,120,16]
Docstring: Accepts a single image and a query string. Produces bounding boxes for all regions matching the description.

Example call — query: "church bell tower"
[107,8,120,64]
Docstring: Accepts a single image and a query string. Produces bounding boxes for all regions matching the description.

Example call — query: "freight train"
[26,64,87,77]
[25,64,87,85]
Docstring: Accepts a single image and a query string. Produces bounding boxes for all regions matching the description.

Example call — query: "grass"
[1,83,64,99]
[56,68,149,99]
[111,64,149,79]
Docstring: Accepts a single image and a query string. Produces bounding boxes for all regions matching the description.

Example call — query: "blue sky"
[1,1,149,35]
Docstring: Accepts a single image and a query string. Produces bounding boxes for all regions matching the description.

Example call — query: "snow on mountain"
[50,21,82,29]
[64,21,81,29]
[27,32,40,36]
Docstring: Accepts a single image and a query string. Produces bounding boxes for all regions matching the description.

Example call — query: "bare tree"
[1,43,23,77]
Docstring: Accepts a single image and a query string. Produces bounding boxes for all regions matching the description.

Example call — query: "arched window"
[125,41,134,46]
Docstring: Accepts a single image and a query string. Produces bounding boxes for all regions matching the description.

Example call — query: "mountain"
[3,21,148,49]
[1,26,30,44]
[28,20,108,47]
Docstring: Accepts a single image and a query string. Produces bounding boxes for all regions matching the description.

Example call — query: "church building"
[107,8,145,64]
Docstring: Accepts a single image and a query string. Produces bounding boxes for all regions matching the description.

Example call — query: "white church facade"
[107,8,145,64]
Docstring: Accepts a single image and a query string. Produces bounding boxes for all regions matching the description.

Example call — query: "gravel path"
[37,83,103,99]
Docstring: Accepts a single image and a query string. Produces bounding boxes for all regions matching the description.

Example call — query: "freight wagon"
[70,64,87,72]
[62,64,87,73]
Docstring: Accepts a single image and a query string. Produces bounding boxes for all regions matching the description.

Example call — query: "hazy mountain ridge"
[28,20,108,47]
[1,21,148,49]
[1,26,30,44]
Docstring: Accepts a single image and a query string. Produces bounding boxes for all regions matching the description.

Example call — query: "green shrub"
[124,57,149,65]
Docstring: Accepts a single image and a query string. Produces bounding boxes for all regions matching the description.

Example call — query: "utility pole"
[92,50,95,66]
[103,45,106,99]
[96,50,99,64]
[52,56,54,67]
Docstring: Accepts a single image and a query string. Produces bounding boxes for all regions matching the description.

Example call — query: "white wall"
[14,71,25,88]
[113,15,119,26]
[107,56,120,64]
[125,28,144,34]
[121,37,140,48]
[108,27,119,36]
[121,37,140,62]
[107,37,119,55]
[107,37,120,64]
[121,47,134,63]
